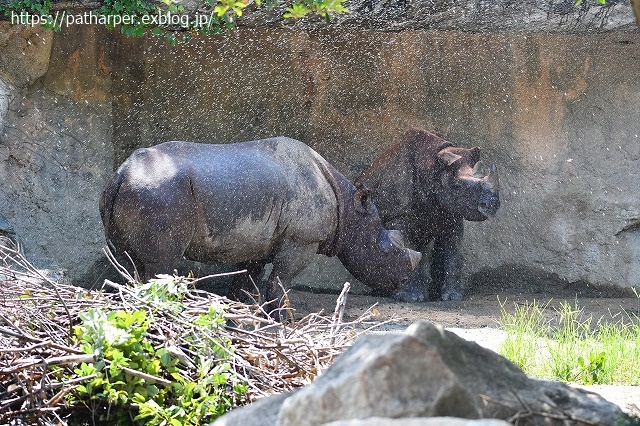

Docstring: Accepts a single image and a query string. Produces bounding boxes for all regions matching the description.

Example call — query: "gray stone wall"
[0,24,638,291]
[0,24,113,284]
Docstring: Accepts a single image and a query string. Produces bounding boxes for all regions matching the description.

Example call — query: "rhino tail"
[99,169,126,242]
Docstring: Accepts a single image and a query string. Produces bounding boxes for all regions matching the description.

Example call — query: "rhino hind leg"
[142,260,178,282]
[227,260,268,304]
[427,274,442,301]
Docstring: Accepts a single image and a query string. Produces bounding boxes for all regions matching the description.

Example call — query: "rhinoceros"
[100,137,422,319]
[357,128,500,302]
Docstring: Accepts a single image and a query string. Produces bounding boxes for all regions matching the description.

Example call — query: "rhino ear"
[354,182,371,214]
[437,149,463,168]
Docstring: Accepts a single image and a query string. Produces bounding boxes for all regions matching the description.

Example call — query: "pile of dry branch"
[0,242,379,425]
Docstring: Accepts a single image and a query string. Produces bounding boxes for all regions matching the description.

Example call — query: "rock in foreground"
[212,321,624,426]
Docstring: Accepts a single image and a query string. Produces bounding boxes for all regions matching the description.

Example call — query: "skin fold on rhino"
[357,128,500,302]
[100,137,422,320]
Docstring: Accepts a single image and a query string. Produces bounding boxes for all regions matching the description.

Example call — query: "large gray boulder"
[213,321,625,426]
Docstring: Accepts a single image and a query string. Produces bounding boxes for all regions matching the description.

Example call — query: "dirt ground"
[289,266,640,330]
[286,268,640,418]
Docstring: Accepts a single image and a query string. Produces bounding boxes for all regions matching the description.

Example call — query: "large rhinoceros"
[357,128,500,302]
[100,137,422,319]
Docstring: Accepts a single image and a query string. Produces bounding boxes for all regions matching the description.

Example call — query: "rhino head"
[435,146,500,221]
[337,183,424,298]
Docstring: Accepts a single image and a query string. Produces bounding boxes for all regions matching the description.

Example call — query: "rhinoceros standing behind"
[100,137,422,319]
[357,128,500,302]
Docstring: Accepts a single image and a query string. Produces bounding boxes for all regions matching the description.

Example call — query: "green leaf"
[157,348,173,367]
[318,0,349,15]
[145,384,160,398]
[284,2,310,18]
[134,399,162,421]
[213,5,228,16]
[131,392,147,404]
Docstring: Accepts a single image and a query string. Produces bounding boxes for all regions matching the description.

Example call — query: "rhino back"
[358,141,415,224]
[153,139,339,264]
[358,129,454,246]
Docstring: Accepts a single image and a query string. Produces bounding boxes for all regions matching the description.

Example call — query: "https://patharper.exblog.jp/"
[10,10,218,29]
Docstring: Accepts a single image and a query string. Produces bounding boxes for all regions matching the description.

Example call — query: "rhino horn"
[408,249,422,270]
[471,160,485,178]
[388,229,405,247]
[484,164,500,191]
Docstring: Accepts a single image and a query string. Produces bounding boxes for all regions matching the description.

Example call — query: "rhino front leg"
[265,243,318,322]
[431,221,464,301]
[393,278,427,302]
[396,245,433,302]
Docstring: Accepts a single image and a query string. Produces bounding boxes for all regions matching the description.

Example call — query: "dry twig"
[0,243,377,425]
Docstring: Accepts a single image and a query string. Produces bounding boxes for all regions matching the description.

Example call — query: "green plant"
[575,350,606,385]
[498,298,550,374]
[575,0,605,6]
[65,276,246,425]
[130,273,191,309]
[5,0,51,15]
[284,0,348,20]
[546,301,593,383]
[499,298,640,386]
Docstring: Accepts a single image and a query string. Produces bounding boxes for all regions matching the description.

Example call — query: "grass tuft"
[498,296,640,386]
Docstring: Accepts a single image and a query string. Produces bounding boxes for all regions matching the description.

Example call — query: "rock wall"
[0,24,638,291]
[0,24,113,284]
[239,0,638,32]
